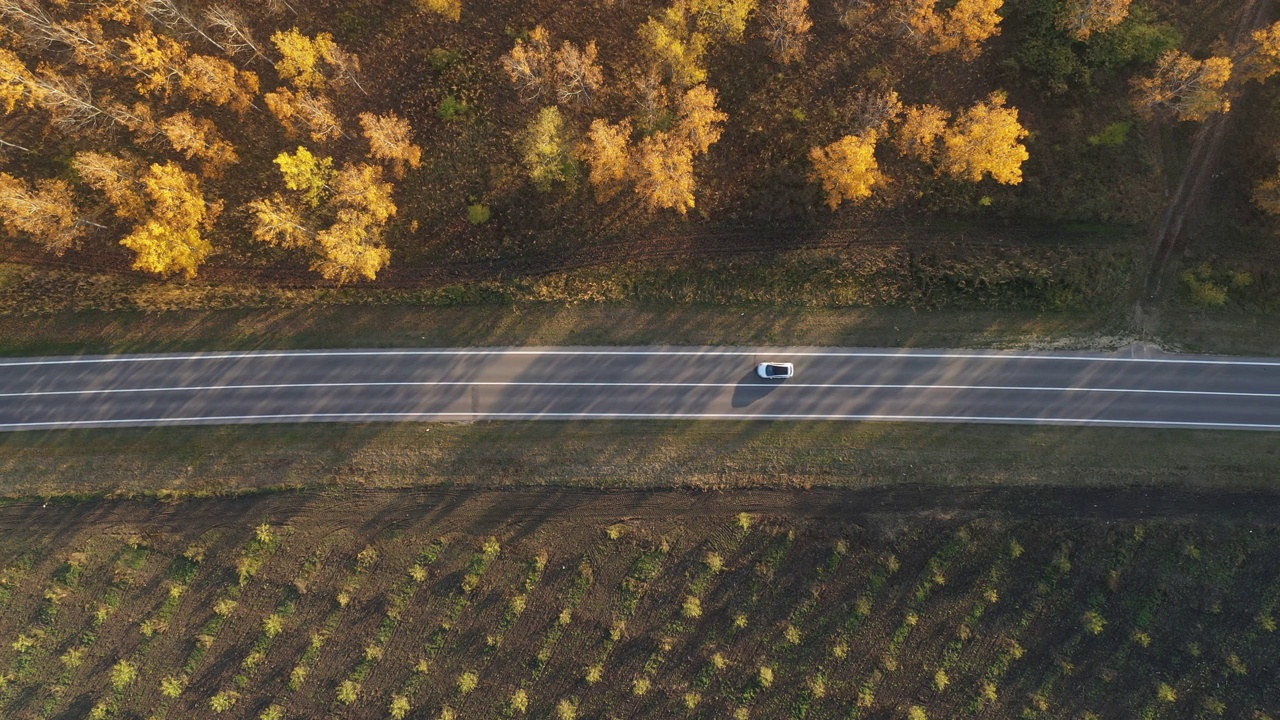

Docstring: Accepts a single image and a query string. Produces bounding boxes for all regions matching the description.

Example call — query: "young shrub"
[210,691,239,712]
[510,689,529,714]
[683,596,703,618]
[389,695,411,720]
[161,675,186,698]
[111,660,138,690]
[337,679,360,704]
[458,671,478,694]
[557,698,578,720]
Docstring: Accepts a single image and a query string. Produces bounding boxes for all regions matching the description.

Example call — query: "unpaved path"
[1138,0,1276,325]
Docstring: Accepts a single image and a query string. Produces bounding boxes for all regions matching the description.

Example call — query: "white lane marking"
[5,381,1280,399]
[1,348,1280,367]
[1,412,1278,430]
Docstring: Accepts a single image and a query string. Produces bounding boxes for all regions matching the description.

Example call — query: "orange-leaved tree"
[675,83,728,155]
[1131,50,1233,122]
[809,131,882,209]
[359,112,422,178]
[634,132,696,213]
[0,172,85,255]
[159,111,239,177]
[939,91,1029,185]
[581,118,633,202]
[1056,0,1132,41]
[894,104,950,161]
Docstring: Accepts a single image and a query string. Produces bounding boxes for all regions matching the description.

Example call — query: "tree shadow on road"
[731,368,783,408]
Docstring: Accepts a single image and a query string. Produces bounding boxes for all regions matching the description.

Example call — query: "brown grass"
[1,420,1278,501]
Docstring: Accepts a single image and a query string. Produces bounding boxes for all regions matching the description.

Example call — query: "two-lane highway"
[2,345,1280,431]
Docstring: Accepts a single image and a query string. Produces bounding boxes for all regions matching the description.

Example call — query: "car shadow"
[731,368,784,408]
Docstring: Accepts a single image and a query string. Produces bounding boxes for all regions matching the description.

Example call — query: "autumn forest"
[0,0,1278,297]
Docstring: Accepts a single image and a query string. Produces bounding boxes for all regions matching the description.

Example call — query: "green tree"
[519,106,578,191]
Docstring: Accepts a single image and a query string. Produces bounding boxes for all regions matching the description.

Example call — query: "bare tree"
[854,89,903,133]
[632,71,670,132]
[262,0,299,16]
[33,73,107,131]
[554,40,603,106]
[0,0,114,66]
[501,26,553,101]
[138,0,228,55]
[762,0,813,65]
[323,43,367,95]
[203,5,267,64]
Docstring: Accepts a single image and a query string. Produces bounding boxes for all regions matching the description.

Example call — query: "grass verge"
[0,304,1131,357]
[1,420,1276,501]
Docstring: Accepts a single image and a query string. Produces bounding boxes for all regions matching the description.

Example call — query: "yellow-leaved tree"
[1236,21,1280,84]
[416,0,462,22]
[273,146,334,208]
[689,0,759,43]
[313,163,395,283]
[271,28,339,90]
[519,106,578,191]
[675,83,728,155]
[72,151,147,220]
[1131,50,1233,122]
[894,104,950,161]
[939,91,1029,185]
[930,0,1004,60]
[0,172,84,255]
[76,153,217,277]
[122,29,188,97]
[809,131,882,209]
[581,118,633,202]
[247,194,315,249]
[119,162,216,278]
[634,132,696,214]
[358,112,422,178]
[1056,0,1133,41]
[640,4,709,89]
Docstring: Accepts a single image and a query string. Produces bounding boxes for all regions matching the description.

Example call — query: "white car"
[756,362,794,379]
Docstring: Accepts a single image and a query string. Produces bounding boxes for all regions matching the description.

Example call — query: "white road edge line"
[2,349,1280,367]
[1,412,1279,430]
[5,381,1280,399]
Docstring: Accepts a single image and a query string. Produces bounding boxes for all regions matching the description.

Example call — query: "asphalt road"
[2,345,1280,432]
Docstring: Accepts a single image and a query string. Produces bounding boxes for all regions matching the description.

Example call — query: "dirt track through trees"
[1139,0,1277,321]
